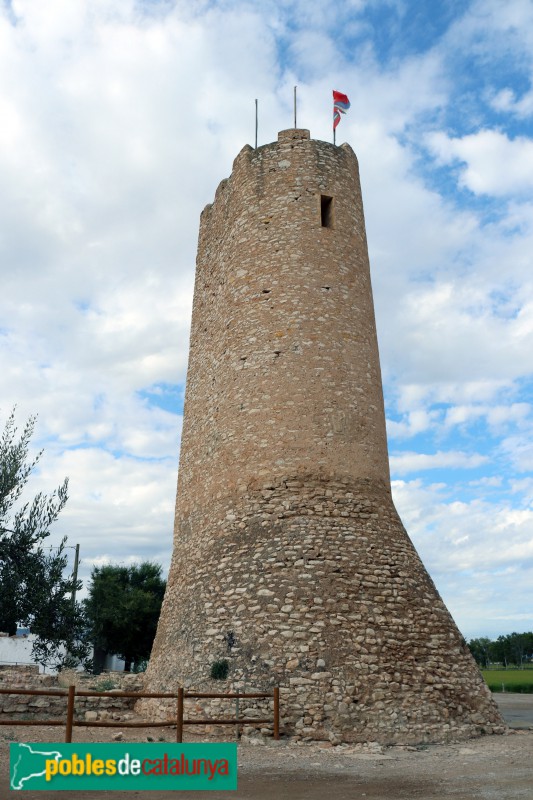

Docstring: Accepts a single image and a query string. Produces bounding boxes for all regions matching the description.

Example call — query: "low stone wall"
[0,668,144,724]
[1,668,276,740]
[137,685,277,742]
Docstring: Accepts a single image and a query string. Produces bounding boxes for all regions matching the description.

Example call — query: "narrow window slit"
[321,195,334,228]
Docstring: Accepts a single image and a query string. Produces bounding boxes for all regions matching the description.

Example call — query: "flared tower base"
[145,474,504,744]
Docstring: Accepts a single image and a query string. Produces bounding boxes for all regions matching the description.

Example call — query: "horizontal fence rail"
[0,685,280,743]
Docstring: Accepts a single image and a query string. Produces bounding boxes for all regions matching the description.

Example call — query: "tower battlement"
[144,131,503,744]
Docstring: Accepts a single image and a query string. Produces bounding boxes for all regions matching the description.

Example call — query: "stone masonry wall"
[144,129,505,744]
[0,669,143,724]
[175,128,390,519]
[145,475,503,744]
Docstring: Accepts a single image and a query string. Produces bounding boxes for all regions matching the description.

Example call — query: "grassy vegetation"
[482,667,533,693]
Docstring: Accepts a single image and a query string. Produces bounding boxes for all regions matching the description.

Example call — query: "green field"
[481,668,533,693]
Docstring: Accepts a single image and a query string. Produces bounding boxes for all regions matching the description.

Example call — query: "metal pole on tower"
[255,99,258,149]
[294,86,297,128]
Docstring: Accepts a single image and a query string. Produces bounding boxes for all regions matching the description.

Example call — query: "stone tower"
[146,129,503,744]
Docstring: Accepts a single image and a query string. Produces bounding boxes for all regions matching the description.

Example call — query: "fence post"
[273,687,280,740]
[176,687,184,743]
[65,685,76,743]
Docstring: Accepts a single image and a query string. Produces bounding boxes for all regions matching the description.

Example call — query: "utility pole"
[71,543,80,606]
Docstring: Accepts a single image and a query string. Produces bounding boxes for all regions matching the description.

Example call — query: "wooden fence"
[0,685,280,743]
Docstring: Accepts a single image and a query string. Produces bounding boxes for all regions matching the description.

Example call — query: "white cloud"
[469,476,503,488]
[490,87,533,119]
[0,0,532,638]
[510,477,533,506]
[386,408,438,439]
[445,0,533,61]
[389,450,488,475]
[28,446,177,597]
[500,435,533,473]
[427,130,533,196]
[444,402,531,430]
[392,478,533,637]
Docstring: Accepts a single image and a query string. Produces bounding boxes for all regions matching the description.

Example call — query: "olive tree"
[0,409,87,669]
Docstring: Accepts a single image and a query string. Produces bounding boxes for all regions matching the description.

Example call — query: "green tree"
[0,408,87,668]
[503,632,533,668]
[468,637,494,668]
[490,635,510,667]
[84,562,166,672]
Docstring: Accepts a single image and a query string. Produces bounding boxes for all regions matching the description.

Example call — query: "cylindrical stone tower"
[146,129,503,744]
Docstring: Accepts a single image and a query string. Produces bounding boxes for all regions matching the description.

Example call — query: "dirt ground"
[1,694,532,799]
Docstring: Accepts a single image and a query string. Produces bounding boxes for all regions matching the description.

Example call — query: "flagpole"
[332,91,335,145]
[294,86,297,128]
[255,99,258,149]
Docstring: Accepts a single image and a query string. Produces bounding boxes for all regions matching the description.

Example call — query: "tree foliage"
[467,637,494,668]
[84,562,166,672]
[468,632,533,668]
[492,632,533,668]
[0,408,87,669]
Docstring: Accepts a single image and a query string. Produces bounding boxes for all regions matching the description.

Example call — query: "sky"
[1,0,532,641]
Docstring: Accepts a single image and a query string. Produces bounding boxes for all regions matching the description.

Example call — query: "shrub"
[210,659,229,680]
[93,678,117,692]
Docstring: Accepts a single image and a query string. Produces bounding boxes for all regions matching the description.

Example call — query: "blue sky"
[1,0,532,640]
